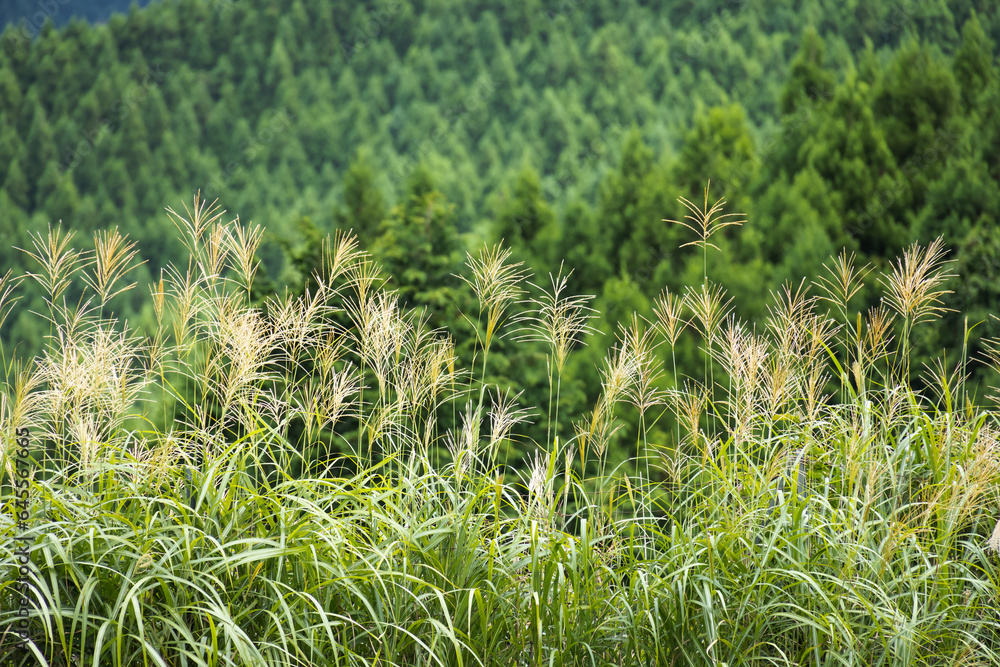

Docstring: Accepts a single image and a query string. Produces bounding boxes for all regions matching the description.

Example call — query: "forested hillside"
[2,0,1000,460]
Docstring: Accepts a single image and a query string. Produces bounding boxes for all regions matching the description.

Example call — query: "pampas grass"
[1,192,999,667]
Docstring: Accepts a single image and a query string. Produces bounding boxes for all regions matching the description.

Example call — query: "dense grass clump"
[2,194,1000,666]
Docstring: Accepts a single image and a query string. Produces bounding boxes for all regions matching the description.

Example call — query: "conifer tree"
[597,127,654,274]
[3,157,29,210]
[37,162,80,225]
[780,27,838,117]
[952,12,996,112]
[24,101,57,204]
[494,161,557,270]
[874,38,958,167]
[335,150,387,249]
[0,122,22,185]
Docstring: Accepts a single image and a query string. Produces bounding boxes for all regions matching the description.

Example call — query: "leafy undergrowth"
[1,194,999,666]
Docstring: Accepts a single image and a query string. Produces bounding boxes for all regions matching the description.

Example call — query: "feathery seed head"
[324,229,366,283]
[575,396,623,459]
[22,224,89,304]
[163,266,205,352]
[652,287,687,346]
[718,316,768,395]
[601,335,641,408]
[223,217,264,291]
[767,280,816,358]
[446,403,483,479]
[863,304,896,364]
[1,363,45,478]
[165,191,226,259]
[38,322,150,427]
[804,310,841,362]
[84,226,143,305]
[488,387,535,452]
[672,381,708,447]
[515,263,597,376]
[664,181,746,252]
[684,280,733,344]
[350,291,409,393]
[461,243,529,349]
[815,249,872,314]
[763,352,797,418]
[881,237,955,325]
[209,295,274,410]
[461,402,482,456]
[69,412,103,471]
[297,361,360,443]
[802,362,830,422]
[618,314,666,415]
[204,222,230,283]
[526,451,555,520]
[150,275,166,325]
[346,256,384,305]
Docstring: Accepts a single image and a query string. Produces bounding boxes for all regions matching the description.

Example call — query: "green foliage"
[2,0,999,398]
[493,160,557,270]
[334,149,386,249]
[779,26,838,117]
[1,204,1000,666]
[1,10,1000,639]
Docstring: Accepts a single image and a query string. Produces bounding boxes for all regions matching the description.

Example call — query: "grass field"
[1,194,999,666]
